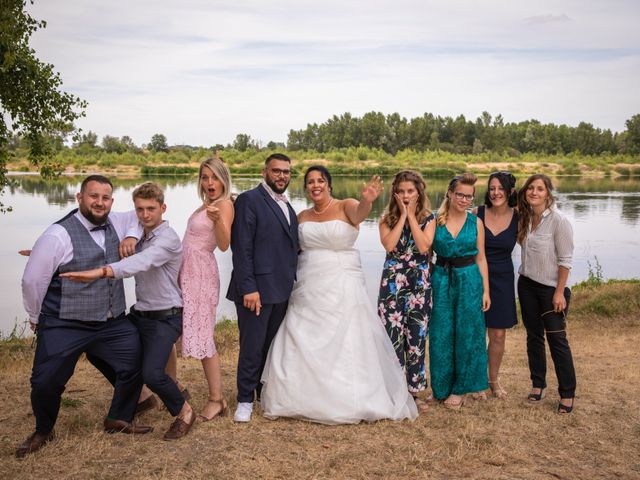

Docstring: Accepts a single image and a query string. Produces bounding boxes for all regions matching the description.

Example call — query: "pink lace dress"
[180,208,220,359]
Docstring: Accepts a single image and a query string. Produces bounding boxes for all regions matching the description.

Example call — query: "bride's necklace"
[313,198,334,215]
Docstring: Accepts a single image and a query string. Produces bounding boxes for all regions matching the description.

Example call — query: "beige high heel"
[488,380,508,400]
[197,397,228,422]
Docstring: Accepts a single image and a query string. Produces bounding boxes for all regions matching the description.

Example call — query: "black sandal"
[557,399,574,414]
[527,388,546,402]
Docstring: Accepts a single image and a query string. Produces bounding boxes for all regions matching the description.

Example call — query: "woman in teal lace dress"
[429,173,490,409]
[378,170,436,413]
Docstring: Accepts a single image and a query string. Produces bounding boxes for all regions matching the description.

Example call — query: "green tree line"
[287,111,640,156]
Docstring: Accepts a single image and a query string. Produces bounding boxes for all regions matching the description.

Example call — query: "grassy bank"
[1,280,639,479]
[7,147,640,177]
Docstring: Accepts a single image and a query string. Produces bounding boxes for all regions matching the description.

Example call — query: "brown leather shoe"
[16,431,55,458]
[163,413,195,441]
[135,394,159,417]
[103,418,154,434]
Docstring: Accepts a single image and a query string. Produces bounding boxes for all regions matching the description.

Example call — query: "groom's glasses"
[270,168,292,177]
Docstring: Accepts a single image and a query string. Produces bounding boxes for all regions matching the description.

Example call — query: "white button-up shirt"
[22,210,140,323]
[519,206,574,288]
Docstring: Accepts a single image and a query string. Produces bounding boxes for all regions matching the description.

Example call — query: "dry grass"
[2,284,640,480]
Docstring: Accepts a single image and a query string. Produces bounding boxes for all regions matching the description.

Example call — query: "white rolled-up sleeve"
[22,232,67,323]
[555,216,574,269]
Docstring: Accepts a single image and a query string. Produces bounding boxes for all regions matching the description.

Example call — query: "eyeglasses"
[453,192,474,202]
[269,168,291,177]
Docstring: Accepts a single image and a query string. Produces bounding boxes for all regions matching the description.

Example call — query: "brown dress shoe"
[135,394,159,416]
[16,431,55,458]
[103,418,154,434]
[163,413,195,441]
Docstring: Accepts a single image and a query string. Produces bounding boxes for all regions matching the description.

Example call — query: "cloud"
[523,14,572,25]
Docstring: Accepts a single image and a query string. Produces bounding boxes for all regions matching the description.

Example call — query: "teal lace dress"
[429,212,488,399]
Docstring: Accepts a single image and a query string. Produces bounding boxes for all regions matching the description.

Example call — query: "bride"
[260,166,419,424]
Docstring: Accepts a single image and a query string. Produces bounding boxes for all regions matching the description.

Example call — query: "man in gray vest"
[17,175,151,458]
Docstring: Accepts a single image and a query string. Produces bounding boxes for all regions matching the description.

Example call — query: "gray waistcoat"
[42,213,126,321]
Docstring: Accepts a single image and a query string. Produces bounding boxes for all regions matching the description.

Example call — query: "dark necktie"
[90,224,108,232]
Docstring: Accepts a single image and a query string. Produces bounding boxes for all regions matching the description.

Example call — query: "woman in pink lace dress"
[180,157,234,421]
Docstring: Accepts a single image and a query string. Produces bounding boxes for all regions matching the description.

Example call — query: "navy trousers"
[129,310,185,416]
[236,301,288,403]
[89,311,185,416]
[30,314,143,434]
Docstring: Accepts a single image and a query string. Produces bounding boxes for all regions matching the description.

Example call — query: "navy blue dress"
[477,206,518,329]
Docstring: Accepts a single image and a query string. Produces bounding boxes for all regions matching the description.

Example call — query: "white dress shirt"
[22,210,140,323]
[261,180,291,225]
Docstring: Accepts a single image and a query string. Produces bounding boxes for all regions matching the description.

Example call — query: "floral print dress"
[377,214,434,393]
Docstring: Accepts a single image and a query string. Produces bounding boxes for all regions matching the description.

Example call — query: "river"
[1,173,639,335]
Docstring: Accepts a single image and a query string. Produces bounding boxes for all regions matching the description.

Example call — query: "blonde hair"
[198,157,232,204]
[381,170,431,228]
[436,173,477,226]
[132,181,164,204]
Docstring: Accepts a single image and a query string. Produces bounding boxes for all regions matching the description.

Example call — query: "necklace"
[313,198,334,215]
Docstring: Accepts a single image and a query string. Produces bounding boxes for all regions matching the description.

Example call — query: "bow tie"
[274,193,289,203]
[90,224,108,232]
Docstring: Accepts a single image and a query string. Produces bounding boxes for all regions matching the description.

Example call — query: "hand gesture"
[119,237,138,258]
[18,250,32,256]
[406,195,418,219]
[361,175,383,204]
[206,204,221,224]
[243,291,262,316]
[60,269,103,283]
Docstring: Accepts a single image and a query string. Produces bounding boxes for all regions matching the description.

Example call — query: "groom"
[227,153,299,422]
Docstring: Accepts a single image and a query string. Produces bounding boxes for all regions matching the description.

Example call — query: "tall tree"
[1,0,87,211]
[148,133,169,152]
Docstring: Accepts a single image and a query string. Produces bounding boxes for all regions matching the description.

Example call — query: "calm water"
[1,174,639,335]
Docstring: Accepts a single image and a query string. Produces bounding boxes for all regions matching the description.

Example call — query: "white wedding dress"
[261,220,418,424]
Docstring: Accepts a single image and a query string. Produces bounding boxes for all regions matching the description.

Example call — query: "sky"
[27,0,640,148]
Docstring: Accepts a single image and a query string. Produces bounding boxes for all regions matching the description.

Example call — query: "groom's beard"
[266,176,290,194]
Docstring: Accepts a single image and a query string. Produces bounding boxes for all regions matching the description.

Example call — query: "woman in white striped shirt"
[517,174,576,414]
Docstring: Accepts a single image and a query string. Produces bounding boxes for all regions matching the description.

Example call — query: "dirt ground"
[1,287,639,479]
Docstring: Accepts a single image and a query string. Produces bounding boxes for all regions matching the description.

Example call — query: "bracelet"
[102,266,108,278]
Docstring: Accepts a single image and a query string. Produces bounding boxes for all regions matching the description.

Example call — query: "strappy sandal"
[527,388,546,402]
[469,391,487,401]
[412,396,430,413]
[557,398,574,414]
[488,380,508,400]
[443,394,465,410]
[197,397,228,422]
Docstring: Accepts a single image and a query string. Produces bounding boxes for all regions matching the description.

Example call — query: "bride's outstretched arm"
[344,176,383,226]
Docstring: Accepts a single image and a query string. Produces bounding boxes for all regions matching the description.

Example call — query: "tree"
[232,133,253,152]
[120,135,138,152]
[148,133,169,152]
[101,135,125,154]
[1,0,87,211]
[624,114,640,154]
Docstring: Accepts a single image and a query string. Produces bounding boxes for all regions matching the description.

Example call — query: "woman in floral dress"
[378,170,435,413]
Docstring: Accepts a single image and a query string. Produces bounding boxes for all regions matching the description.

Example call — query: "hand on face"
[361,175,383,204]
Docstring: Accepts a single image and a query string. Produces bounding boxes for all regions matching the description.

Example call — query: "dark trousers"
[518,275,577,399]
[90,311,185,416]
[236,301,288,403]
[30,314,143,434]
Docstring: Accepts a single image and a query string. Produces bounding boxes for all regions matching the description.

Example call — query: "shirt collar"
[143,221,169,241]
[75,210,109,231]
[261,180,288,203]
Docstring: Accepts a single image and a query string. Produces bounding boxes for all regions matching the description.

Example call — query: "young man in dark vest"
[61,182,195,440]
[17,175,151,458]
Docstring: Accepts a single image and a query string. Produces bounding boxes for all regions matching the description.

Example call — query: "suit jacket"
[226,184,299,305]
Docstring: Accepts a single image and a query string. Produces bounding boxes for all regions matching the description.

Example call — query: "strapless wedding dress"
[261,220,418,424]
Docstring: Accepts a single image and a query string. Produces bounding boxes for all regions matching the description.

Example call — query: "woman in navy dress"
[475,171,518,399]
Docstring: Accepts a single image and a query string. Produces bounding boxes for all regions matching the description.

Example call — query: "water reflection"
[2,173,639,335]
